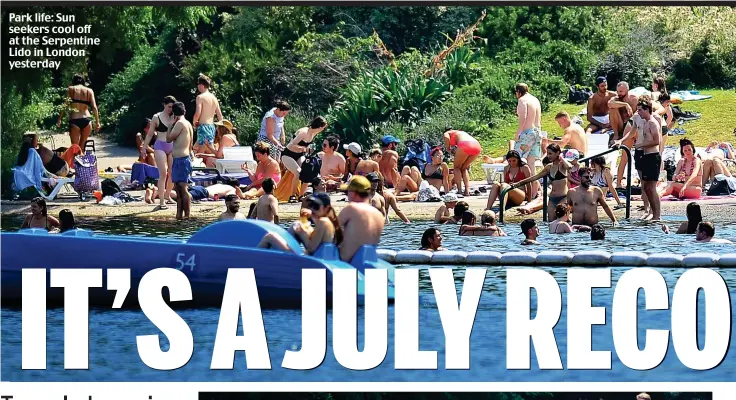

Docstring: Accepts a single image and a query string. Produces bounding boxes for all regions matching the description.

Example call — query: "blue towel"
[13,148,45,192]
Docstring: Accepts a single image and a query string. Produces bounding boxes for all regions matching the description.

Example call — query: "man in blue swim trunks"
[167,101,194,220]
[192,74,224,154]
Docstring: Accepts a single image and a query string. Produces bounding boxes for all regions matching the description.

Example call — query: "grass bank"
[470,89,736,180]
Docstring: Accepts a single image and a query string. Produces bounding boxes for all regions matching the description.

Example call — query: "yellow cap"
[340,175,371,194]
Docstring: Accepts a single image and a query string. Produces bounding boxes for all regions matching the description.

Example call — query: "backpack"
[568,86,593,105]
[707,175,736,196]
[101,178,122,197]
[299,154,322,185]
[401,139,432,171]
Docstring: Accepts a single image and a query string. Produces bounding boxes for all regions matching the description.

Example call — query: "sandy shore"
[5,131,736,224]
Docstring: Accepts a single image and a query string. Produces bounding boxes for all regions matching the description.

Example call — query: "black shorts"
[638,152,661,182]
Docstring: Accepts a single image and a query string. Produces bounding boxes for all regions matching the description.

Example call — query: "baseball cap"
[339,175,372,194]
[519,219,537,235]
[563,149,580,161]
[595,76,607,85]
[442,193,458,203]
[307,192,331,208]
[381,135,401,145]
[343,142,362,155]
[365,172,381,182]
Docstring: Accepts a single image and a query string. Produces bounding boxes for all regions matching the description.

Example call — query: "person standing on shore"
[57,73,100,147]
[143,96,177,209]
[192,74,224,154]
[167,102,194,220]
[258,100,291,161]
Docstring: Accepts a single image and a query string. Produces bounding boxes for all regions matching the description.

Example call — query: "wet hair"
[679,138,696,157]
[554,111,570,120]
[163,95,177,105]
[653,76,666,92]
[16,134,37,167]
[59,209,75,232]
[172,101,186,116]
[685,202,702,234]
[262,178,275,194]
[658,92,671,103]
[310,116,327,129]
[31,197,48,216]
[697,221,715,238]
[142,118,152,132]
[198,74,211,88]
[546,143,561,154]
[515,83,529,96]
[453,201,469,219]
[225,194,238,203]
[480,210,496,225]
[555,203,569,219]
[505,150,524,165]
[325,135,340,150]
[421,228,440,248]
[71,74,85,85]
[590,224,606,240]
[461,210,477,225]
[520,218,536,237]
[590,156,607,169]
[254,141,271,155]
[275,100,292,111]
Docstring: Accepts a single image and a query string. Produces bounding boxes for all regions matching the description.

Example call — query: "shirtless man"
[608,81,639,180]
[166,101,194,220]
[250,178,279,223]
[319,135,346,190]
[566,167,617,227]
[551,111,588,156]
[585,76,617,135]
[633,99,662,221]
[192,74,224,154]
[218,194,246,221]
[337,176,385,262]
[379,135,402,189]
[514,83,544,171]
[695,221,733,244]
[345,142,380,179]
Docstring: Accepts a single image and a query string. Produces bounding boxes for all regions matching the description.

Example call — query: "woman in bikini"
[658,138,703,200]
[651,76,667,102]
[485,150,534,211]
[443,129,482,196]
[589,156,622,207]
[422,147,451,193]
[199,119,239,168]
[21,197,60,231]
[142,96,177,209]
[57,74,100,147]
[510,143,572,222]
[242,142,282,199]
[281,116,328,200]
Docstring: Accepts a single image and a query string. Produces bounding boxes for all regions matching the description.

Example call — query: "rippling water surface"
[1,214,734,382]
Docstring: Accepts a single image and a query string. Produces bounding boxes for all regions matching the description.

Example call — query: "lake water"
[1,215,734,382]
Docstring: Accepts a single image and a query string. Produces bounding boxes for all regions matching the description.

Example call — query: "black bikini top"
[548,165,567,181]
[156,113,169,133]
[297,139,313,146]
[423,165,444,180]
[71,98,92,107]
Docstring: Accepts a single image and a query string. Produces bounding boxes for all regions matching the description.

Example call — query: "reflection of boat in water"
[1,220,396,308]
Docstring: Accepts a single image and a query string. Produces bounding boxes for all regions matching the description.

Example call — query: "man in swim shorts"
[337,176,385,262]
[585,76,617,135]
[192,74,224,153]
[167,101,194,220]
[514,83,544,170]
[633,98,662,221]
[566,167,617,227]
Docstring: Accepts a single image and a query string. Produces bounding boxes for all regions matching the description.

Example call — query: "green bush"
[670,38,736,89]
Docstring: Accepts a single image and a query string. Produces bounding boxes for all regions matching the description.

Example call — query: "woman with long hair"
[419,228,445,251]
[281,116,328,199]
[422,146,451,193]
[201,119,239,168]
[662,202,703,235]
[57,74,100,147]
[510,144,572,222]
[21,197,60,231]
[589,156,622,207]
[658,138,703,199]
[485,150,534,210]
[444,129,482,196]
[651,76,667,101]
[143,96,177,209]
[58,209,76,233]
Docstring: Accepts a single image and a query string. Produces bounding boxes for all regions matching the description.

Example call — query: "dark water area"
[1,214,735,382]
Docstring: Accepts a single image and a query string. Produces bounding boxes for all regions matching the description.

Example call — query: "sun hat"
[214,119,233,132]
[442,193,458,203]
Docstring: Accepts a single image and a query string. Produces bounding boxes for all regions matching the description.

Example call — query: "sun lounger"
[215,146,257,174]
[39,176,77,200]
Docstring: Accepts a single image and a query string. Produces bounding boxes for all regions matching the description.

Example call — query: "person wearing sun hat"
[200,119,239,168]
[433,192,459,223]
[337,175,386,262]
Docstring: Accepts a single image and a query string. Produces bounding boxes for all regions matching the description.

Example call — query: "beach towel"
[13,148,45,192]
[61,144,82,168]
[274,170,301,203]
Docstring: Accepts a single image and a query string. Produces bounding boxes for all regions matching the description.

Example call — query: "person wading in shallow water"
[21,197,60,231]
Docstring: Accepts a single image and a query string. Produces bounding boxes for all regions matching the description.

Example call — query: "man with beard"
[218,194,246,221]
[608,81,639,181]
[566,167,617,227]
[378,135,402,189]
[584,76,617,135]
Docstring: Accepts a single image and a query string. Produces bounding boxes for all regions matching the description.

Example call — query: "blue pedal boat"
[0,220,396,308]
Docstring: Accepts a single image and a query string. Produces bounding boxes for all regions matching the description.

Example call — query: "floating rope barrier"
[378,249,736,268]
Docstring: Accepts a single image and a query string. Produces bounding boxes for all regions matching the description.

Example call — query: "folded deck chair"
[215,146,256,174]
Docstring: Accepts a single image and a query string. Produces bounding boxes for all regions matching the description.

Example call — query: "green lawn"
[469,89,736,180]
